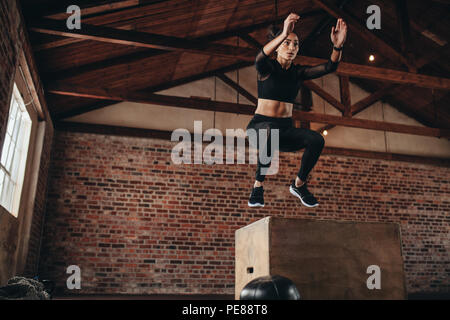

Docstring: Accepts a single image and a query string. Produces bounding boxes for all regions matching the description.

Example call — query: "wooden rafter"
[339,75,351,117]
[54,60,253,119]
[331,61,449,90]
[53,100,119,120]
[303,80,345,113]
[312,0,416,71]
[47,83,450,138]
[30,2,446,132]
[42,0,141,19]
[395,0,416,71]
[415,43,450,70]
[238,33,263,49]
[301,0,351,55]
[54,121,450,167]
[316,84,397,134]
[351,84,397,115]
[41,16,292,82]
[40,10,323,81]
[42,48,163,81]
[31,0,205,51]
[143,61,253,94]
[32,7,323,51]
[24,0,139,18]
[32,17,450,90]
[215,74,257,105]
[317,31,450,134]
[30,18,255,60]
[395,0,411,55]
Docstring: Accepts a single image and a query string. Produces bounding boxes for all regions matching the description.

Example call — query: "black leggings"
[246,113,325,182]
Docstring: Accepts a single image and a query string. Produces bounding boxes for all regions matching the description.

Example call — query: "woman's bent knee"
[308,131,325,148]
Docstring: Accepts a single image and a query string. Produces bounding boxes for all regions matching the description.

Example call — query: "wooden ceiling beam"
[303,80,346,113]
[41,23,287,81]
[52,53,450,122]
[42,48,163,82]
[142,61,253,93]
[351,84,398,114]
[30,18,256,60]
[317,84,398,133]
[395,0,411,55]
[318,39,450,134]
[42,30,266,82]
[41,10,323,81]
[31,0,194,51]
[317,37,450,134]
[47,83,450,138]
[351,77,449,129]
[32,18,450,90]
[292,109,449,138]
[23,0,139,18]
[53,99,119,120]
[53,60,253,120]
[331,60,450,90]
[395,0,416,72]
[416,43,450,70]
[312,0,416,71]
[195,9,323,43]
[339,75,351,117]
[301,0,351,55]
[32,7,323,51]
[215,74,257,105]
[237,33,262,49]
[41,0,141,19]
[54,121,450,167]
[48,83,254,114]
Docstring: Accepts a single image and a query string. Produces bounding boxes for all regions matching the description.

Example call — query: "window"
[0,82,32,217]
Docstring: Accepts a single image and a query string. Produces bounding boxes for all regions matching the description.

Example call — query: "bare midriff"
[254,98,293,118]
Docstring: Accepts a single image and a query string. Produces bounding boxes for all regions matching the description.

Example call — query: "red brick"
[37,131,450,296]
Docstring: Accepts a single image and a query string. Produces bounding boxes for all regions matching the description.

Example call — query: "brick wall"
[0,0,54,278]
[39,130,450,295]
[0,1,21,143]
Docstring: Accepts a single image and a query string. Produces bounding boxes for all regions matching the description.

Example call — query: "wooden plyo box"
[235,217,407,300]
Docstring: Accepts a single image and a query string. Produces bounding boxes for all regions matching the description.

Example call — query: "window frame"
[0,82,33,217]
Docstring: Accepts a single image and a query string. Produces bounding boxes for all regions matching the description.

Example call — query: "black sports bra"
[255,48,339,103]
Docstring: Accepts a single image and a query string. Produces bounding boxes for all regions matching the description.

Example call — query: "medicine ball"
[240,275,301,300]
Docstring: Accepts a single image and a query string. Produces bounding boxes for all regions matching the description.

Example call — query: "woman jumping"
[247,13,347,207]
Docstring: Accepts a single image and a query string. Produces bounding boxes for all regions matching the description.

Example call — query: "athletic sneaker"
[289,179,319,207]
[248,186,264,207]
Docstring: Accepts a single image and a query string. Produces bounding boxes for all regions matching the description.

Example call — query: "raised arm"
[297,18,347,80]
[255,13,300,78]
[296,58,340,80]
[330,18,347,62]
[262,13,299,56]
